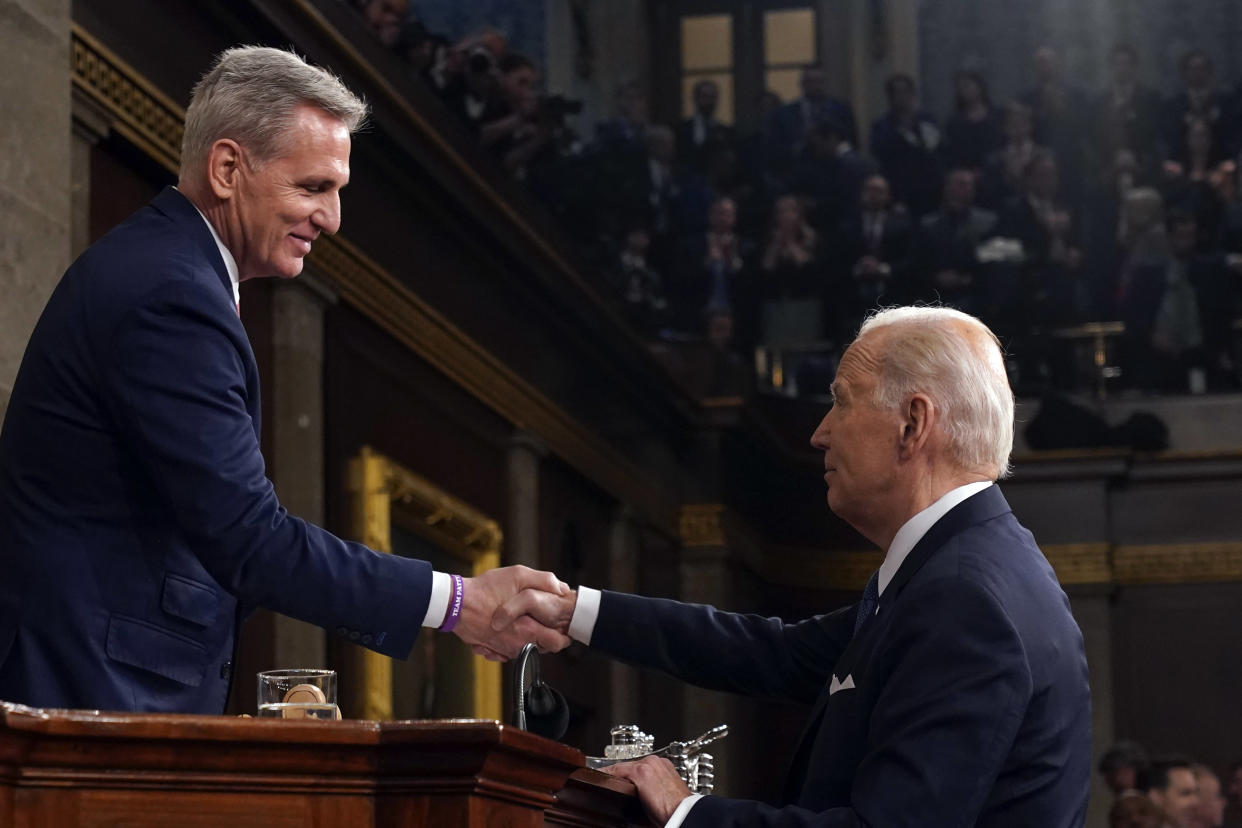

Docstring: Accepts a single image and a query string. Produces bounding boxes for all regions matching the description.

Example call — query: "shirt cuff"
[664,794,704,828]
[568,585,602,644]
[421,571,452,627]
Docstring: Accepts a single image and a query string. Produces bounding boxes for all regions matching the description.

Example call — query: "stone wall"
[0,0,71,419]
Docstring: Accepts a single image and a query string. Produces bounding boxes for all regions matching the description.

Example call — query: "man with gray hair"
[498,306,1092,826]
[0,46,568,714]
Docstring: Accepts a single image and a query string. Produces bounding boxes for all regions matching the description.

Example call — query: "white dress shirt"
[188,195,453,627]
[188,196,240,309]
[568,480,994,826]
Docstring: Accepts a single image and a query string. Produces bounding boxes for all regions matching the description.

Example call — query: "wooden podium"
[0,703,644,826]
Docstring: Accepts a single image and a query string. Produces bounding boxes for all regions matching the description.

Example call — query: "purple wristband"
[439,574,464,632]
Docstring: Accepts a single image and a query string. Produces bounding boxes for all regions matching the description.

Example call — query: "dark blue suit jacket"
[590,486,1091,827]
[0,187,431,713]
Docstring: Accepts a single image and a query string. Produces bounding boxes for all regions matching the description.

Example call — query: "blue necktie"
[853,571,880,636]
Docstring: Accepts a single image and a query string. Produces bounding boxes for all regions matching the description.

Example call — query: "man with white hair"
[0,46,568,714]
[497,306,1092,826]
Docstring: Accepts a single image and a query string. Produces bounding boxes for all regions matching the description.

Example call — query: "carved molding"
[678,504,727,548]
[1114,543,1242,585]
[70,27,183,171]
[68,24,677,538]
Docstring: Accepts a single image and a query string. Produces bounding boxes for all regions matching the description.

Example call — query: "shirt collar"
[878,481,993,595]
[183,191,241,308]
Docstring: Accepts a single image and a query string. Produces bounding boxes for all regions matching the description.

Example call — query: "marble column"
[505,430,548,569]
[267,276,336,667]
[0,0,71,421]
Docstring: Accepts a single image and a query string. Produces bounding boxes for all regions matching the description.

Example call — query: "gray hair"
[180,46,368,180]
[855,306,1015,479]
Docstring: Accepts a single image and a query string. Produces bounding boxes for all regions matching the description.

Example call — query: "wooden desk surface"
[0,703,643,827]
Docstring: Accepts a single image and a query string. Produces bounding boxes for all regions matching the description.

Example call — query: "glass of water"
[257,669,339,720]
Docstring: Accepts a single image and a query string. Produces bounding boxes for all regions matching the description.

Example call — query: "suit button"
[336,626,348,636]
[349,630,360,641]
[220,661,231,680]
[361,634,373,646]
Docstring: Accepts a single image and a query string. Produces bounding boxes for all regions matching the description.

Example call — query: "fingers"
[506,565,570,596]
[492,587,575,631]
[512,615,572,652]
[470,644,509,662]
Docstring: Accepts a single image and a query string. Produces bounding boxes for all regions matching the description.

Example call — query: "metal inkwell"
[586,723,729,795]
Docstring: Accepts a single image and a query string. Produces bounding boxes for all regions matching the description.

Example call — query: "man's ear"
[898,392,935,459]
[205,138,244,201]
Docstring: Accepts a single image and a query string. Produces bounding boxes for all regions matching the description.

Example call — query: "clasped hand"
[451,565,574,660]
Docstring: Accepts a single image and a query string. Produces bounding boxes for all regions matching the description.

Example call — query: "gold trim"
[678,504,727,548]
[347,447,502,721]
[68,24,677,538]
[70,26,184,172]
[1043,543,1112,586]
[1114,543,1242,585]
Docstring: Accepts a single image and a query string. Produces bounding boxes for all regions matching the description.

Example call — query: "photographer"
[481,54,582,178]
[436,31,507,134]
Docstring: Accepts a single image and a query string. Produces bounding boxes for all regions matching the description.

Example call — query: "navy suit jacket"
[590,486,1091,827]
[0,187,431,713]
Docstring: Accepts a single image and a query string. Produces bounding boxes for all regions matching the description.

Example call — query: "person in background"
[678,78,735,174]
[1092,44,1162,172]
[869,73,943,217]
[788,118,877,234]
[1162,50,1233,163]
[765,65,858,176]
[1190,764,1227,828]
[360,0,408,48]
[837,174,912,335]
[672,196,749,336]
[1100,741,1154,798]
[979,101,1044,211]
[943,70,1004,172]
[1021,46,1089,208]
[756,195,825,350]
[608,219,669,337]
[1141,756,1203,828]
[916,168,997,315]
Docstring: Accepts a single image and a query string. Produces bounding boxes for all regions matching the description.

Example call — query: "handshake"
[449,565,580,661]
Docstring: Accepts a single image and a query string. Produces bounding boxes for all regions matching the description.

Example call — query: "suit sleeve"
[590,591,853,705]
[680,576,1031,828]
[101,281,429,658]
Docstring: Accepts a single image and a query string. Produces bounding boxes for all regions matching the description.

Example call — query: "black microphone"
[512,644,569,742]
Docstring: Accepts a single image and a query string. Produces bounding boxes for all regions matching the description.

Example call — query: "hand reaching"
[490,585,579,651]
[452,566,572,661]
[604,755,693,825]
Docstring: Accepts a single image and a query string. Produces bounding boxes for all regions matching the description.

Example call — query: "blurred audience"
[343,1,1242,397]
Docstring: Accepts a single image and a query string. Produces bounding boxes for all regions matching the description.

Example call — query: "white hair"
[180,46,368,181]
[855,306,1015,479]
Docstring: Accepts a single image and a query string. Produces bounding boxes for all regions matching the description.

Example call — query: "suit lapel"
[149,187,235,308]
[780,485,1014,803]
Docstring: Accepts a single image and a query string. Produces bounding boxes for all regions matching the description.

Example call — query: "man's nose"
[809,412,831,449]
[313,191,342,236]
